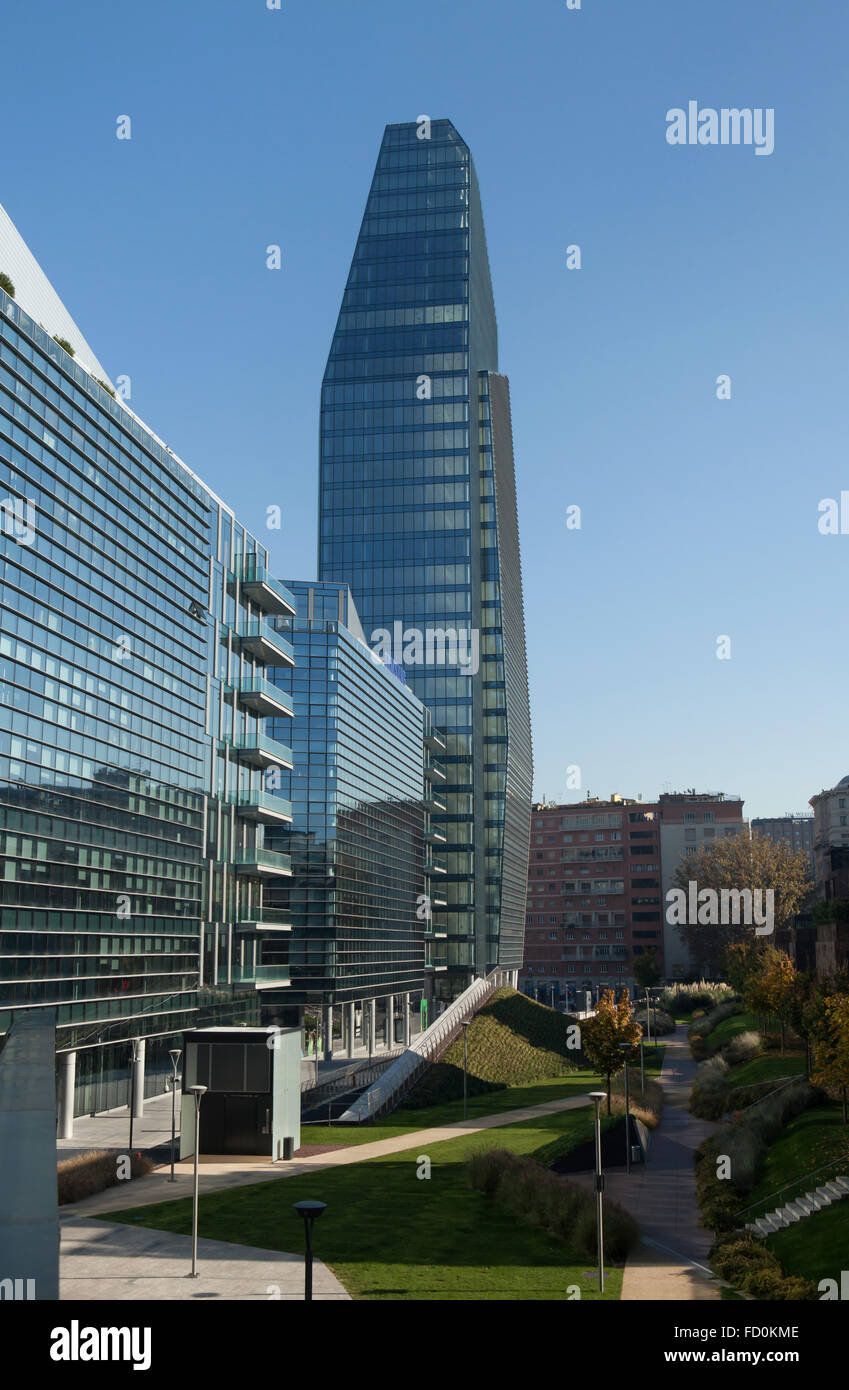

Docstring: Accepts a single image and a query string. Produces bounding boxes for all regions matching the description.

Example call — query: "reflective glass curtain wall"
[318,119,531,987]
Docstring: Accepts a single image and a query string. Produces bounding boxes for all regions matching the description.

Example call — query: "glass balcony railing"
[231,961,291,987]
[234,791,293,824]
[237,621,294,666]
[234,556,296,617]
[228,733,293,770]
[234,848,292,876]
[425,854,447,874]
[424,793,447,813]
[233,677,293,718]
[424,758,446,781]
[236,908,292,931]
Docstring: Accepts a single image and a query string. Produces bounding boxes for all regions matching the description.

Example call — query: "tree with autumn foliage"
[810,993,849,1123]
[671,832,811,975]
[581,989,642,1114]
[741,946,797,1052]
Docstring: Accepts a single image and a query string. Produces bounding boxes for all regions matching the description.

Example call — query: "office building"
[0,202,298,1120]
[262,580,446,1052]
[751,814,815,873]
[317,119,532,999]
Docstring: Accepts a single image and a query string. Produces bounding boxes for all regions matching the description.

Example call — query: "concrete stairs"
[746,1174,849,1238]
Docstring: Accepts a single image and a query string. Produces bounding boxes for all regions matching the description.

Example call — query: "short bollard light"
[293,1199,327,1301]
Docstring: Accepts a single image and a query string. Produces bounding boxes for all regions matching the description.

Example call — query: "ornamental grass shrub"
[57,1149,154,1206]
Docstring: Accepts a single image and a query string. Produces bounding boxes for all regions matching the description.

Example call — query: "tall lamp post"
[293,1200,327,1301]
[127,1039,140,1152]
[645,987,653,1048]
[460,1019,470,1120]
[619,1043,633,1175]
[168,1048,181,1182]
[589,1091,606,1292]
[187,1084,207,1278]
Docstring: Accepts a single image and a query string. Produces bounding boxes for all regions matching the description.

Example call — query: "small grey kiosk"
[180,1026,300,1160]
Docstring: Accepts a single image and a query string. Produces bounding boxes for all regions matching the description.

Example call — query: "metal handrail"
[338,968,512,1122]
[737,1153,849,1220]
[732,1074,805,1116]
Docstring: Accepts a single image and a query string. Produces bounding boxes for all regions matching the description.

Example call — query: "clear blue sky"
[2,0,846,819]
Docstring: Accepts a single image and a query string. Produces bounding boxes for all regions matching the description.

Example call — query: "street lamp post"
[187,1084,207,1278]
[460,1019,470,1120]
[589,1092,606,1292]
[293,1200,327,1301]
[168,1048,181,1182]
[645,987,653,1047]
[128,1039,140,1152]
[619,1044,632,1175]
[640,1037,645,1095]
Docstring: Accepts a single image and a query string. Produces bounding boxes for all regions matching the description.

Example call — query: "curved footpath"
[582,1024,724,1300]
[59,1031,723,1300]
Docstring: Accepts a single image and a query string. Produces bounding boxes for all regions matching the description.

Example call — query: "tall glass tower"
[318,119,532,996]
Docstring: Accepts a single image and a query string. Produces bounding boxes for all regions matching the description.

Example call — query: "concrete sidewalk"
[60,1093,593,1219]
[60,1217,349,1300]
[571,1026,722,1300]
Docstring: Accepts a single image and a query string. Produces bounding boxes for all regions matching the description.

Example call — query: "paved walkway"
[60,1217,349,1300]
[59,1093,593,1219]
[570,1026,722,1300]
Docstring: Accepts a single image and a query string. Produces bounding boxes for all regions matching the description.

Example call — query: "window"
[685,846,697,856]
[684,829,696,841]
[684,811,696,822]
[703,811,714,823]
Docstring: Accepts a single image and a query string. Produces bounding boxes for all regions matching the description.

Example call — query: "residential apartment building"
[317,119,532,1000]
[0,202,299,1120]
[751,814,815,873]
[521,790,746,999]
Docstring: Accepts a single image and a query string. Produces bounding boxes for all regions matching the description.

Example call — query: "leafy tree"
[671,832,810,975]
[724,940,762,995]
[633,948,662,989]
[810,993,849,1123]
[0,271,15,299]
[741,947,796,1052]
[581,988,641,1114]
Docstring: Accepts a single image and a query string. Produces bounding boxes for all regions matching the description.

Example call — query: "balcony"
[235,556,296,617]
[233,677,293,718]
[425,825,447,844]
[425,728,446,753]
[424,759,446,782]
[232,961,290,988]
[227,733,293,771]
[234,848,292,877]
[426,853,447,875]
[424,793,447,813]
[235,791,293,824]
[237,909,292,932]
[237,621,294,667]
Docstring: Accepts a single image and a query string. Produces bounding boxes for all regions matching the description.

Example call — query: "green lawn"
[745,1105,849,1211]
[727,1053,806,1091]
[767,1195,849,1286]
[705,1011,758,1051]
[109,1106,629,1300]
[303,1047,666,1149]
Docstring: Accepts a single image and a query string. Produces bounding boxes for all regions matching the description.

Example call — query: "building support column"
[403,992,411,1047]
[386,994,395,1049]
[368,999,376,1059]
[346,1002,355,1059]
[322,1005,333,1061]
[59,1050,76,1139]
[131,1038,145,1118]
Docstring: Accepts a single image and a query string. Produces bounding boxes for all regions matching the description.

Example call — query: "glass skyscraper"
[318,119,532,995]
[0,202,297,1118]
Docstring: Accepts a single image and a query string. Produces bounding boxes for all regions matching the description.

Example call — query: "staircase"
[336,968,514,1123]
[746,1175,849,1238]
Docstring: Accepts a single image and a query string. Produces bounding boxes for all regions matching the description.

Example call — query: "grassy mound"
[401,987,583,1109]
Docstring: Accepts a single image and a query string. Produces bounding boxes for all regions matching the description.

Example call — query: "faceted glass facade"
[0,286,294,1110]
[262,580,441,1008]
[318,119,531,986]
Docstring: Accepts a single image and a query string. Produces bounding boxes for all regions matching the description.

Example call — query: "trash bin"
[282,1135,295,1160]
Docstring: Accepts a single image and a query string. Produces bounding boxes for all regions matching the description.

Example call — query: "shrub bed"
[634,1008,676,1037]
[694,1079,819,1231]
[710,1236,817,1300]
[57,1149,154,1206]
[467,1147,638,1261]
[662,982,736,1016]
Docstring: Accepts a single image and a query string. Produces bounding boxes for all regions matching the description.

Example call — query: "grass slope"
[401,987,583,1108]
[109,1106,626,1301]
